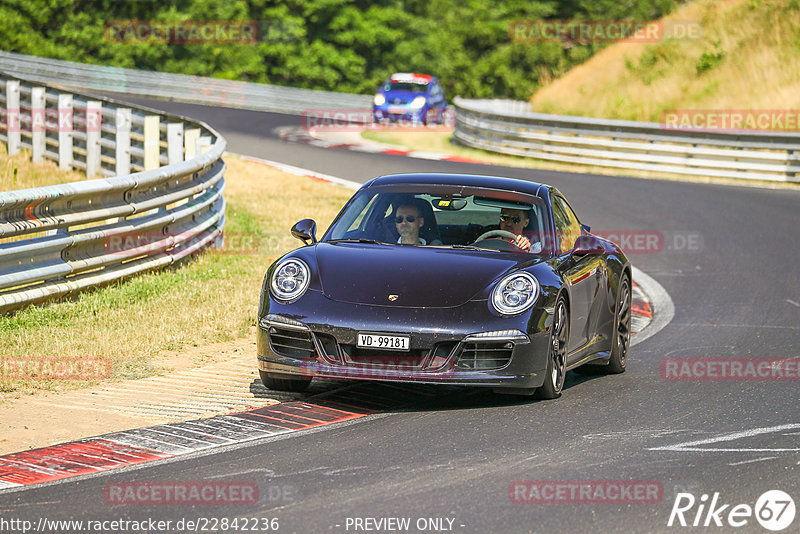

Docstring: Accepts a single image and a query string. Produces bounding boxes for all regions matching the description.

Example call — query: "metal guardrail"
[0,72,226,313]
[453,98,800,183]
[0,50,371,115]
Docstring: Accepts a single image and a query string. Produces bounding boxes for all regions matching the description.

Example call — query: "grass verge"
[0,144,85,189]
[0,151,353,398]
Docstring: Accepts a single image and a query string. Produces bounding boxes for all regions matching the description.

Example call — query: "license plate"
[357,333,410,351]
[387,105,407,114]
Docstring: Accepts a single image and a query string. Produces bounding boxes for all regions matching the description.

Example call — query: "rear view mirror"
[291,219,317,245]
[433,198,467,210]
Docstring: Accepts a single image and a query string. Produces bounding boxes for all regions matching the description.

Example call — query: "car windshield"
[324,187,549,254]
[383,82,428,93]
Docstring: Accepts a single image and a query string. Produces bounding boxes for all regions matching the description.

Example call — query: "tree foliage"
[0,0,682,100]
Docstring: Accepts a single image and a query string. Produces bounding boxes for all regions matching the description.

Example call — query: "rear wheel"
[259,369,311,393]
[535,295,569,400]
[606,273,631,374]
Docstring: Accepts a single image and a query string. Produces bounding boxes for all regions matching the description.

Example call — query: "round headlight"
[374,94,386,106]
[270,258,311,302]
[409,96,427,109]
[491,272,540,316]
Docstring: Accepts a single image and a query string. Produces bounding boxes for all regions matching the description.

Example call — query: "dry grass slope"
[531,0,800,121]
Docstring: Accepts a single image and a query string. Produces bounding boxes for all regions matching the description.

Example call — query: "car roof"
[388,73,435,84]
[365,173,547,197]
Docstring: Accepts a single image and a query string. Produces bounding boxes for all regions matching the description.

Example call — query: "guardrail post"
[197,135,212,154]
[184,128,200,160]
[58,94,73,170]
[6,80,20,155]
[31,87,46,163]
[143,115,160,170]
[115,108,131,176]
[85,101,102,178]
[167,122,184,164]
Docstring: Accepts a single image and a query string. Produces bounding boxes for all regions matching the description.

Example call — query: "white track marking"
[650,423,800,452]
[728,457,777,466]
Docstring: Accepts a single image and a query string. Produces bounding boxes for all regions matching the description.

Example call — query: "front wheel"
[259,369,311,392]
[606,273,631,374]
[536,295,569,400]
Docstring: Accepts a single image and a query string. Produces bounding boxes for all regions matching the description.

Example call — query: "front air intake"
[456,341,514,370]
[268,327,316,359]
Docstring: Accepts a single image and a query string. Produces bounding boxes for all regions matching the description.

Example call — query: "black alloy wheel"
[536,295,569,399]
[606,273,631,374]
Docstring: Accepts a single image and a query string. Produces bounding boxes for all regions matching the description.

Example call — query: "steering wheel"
[471,229,525,251]
[474,229,518,242]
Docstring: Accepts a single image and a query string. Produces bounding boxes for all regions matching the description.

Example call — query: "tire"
[535,295,569,400]
[606,272,631,374]
[259,369,311,393]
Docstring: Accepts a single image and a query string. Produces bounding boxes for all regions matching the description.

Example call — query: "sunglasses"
[395,215,417,223]
[499,214,521,224]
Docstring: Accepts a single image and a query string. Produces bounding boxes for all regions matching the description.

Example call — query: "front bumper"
[373,105,425,123]
[257,291,551,389]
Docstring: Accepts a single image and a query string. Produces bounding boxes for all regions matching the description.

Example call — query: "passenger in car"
[499,208,542,253]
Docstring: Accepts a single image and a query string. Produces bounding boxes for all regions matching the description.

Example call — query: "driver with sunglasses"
[394,203,427,245]
[499,208,542,253]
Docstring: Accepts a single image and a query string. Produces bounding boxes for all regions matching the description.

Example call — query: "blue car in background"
[373,73,448,125]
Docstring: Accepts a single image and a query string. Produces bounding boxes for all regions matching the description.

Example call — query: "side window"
[552,196,582,254]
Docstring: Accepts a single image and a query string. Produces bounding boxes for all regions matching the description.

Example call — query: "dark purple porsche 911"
[256,173,632,399]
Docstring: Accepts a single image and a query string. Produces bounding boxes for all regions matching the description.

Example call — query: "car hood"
[315,242,535,308]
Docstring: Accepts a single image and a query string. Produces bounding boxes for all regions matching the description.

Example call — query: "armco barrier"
[0,73,226,313]
[453,98,800,183]
[0,50,370,115]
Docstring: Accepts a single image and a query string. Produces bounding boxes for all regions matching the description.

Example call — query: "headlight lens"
[491,272,539,316]
[374,94,386,106]
[270,258,311,301]
[409,96,427,109]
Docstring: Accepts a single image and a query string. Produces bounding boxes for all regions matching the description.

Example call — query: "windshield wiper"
[327,238,383,244]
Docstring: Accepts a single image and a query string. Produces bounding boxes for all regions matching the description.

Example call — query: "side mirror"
[291,219,317,245]
[572,234,604,256]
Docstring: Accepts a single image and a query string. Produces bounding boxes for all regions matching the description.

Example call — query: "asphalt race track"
[1,97,798,533]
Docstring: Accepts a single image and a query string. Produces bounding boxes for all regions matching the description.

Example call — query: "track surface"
[1,97,798,533]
